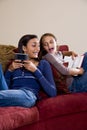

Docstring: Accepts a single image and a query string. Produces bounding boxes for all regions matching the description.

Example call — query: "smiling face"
[22,38,40,59]
[42,36,57,54]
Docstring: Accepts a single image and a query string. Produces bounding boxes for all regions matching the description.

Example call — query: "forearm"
[44,53,70,75]
[38,76,57,97]
[69,68,84,76]
[63,51,78,59]
[34,69,57,97]
[62,51,73,56]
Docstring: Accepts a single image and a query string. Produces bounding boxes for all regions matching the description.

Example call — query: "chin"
[33,56,38,59]
[49,51,54,54]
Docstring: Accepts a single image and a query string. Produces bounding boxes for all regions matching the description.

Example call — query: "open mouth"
[33,52,39,57]
[49,48,54,53]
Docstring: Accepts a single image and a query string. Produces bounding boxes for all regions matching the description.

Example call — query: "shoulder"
[39,59,50,65]
[38,59,51,70]
[38,59,51,72]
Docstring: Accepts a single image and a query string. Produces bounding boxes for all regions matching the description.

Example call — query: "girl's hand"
[23,60,37,72]
[8,60,23,71]
[78,68,84,75]
[69,67,84,76]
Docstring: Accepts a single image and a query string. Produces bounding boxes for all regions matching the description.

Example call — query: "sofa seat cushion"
[0,106,39,130]
[37,92,87,120]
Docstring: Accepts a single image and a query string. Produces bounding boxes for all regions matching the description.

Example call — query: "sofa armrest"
[58,45,69,51]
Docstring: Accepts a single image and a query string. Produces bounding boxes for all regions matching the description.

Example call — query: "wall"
[0,0,87,54]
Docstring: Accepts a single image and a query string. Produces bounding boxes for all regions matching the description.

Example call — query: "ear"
[22,45,27,53]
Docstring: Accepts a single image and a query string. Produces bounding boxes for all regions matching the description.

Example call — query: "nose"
[47,43,51,49]
[36,46,40,52]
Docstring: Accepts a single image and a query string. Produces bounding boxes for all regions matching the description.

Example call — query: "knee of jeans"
[31,98,37,107]
[25,97,37,108]
[21,89,37,107]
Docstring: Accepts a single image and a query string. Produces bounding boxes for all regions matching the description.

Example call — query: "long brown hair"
[39,33,57,59]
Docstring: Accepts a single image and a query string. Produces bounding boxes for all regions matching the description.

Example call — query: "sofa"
[0,44,87,130]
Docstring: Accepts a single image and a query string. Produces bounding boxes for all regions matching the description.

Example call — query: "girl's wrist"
[8,64,14,72]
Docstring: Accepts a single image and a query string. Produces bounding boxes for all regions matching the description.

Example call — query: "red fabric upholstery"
[50,64,70,94]
[37,93,87,120]
[15,92,87,130]
[38,112,87,130]
[0,106,39,130]
[58,44,69,51]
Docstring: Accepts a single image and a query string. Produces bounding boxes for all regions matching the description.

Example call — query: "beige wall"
[0,0,87,54]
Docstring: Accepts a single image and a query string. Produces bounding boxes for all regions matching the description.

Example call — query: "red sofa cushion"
[37,92,87,120]
[0,106,39,130]
[50,45,70,94]
[50,64,70,94]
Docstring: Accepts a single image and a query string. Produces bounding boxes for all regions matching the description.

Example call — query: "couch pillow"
[50,64,70,94]
[0,45,16,72]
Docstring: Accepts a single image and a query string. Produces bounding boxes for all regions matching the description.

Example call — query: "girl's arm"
[5,60,23,87]
[62,51,78,59]
[33,60,57,97]
[44,53,70,75]
[43,53,84,76]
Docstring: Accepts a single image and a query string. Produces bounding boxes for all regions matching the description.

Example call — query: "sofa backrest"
[0,45,16,72]
[58,45,69,51]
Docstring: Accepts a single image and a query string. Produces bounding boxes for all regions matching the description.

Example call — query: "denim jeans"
[0,64,8,90]
[0,64,37,107]
[69,52,87,92]
[69,71,87,93]
[0,89,37,107]
[82,52,87,71]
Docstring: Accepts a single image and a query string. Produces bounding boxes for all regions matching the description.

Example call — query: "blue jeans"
[69,52,87,92]
[69,71,87,93]
[0,64,8,90]
[82,52,87,71]
[0,89,37,107]
[0,64,37,107]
